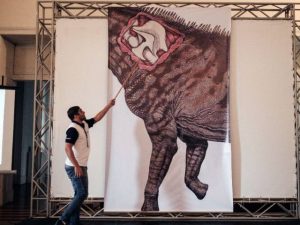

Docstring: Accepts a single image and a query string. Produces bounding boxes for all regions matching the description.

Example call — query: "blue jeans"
[61,165,88,225]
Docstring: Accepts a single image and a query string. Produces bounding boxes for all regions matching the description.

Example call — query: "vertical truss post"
[293,3,300,219]
[31,1,54,217]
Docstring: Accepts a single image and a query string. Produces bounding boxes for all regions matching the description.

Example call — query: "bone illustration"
[126,20,168,63]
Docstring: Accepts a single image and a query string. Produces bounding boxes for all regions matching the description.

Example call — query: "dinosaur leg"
[141,126,178,211]
[184,139,208,199]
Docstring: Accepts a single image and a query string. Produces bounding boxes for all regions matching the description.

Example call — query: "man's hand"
[74,165,83,177]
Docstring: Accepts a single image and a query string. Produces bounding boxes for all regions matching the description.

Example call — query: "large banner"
[105,7,232,211]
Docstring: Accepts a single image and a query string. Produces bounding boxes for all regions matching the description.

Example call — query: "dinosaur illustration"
[108,7,230,211]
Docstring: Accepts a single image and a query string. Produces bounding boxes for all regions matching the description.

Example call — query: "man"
[55,99,115,225]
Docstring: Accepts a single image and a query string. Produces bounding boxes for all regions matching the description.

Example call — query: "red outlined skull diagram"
[117,12,184,71]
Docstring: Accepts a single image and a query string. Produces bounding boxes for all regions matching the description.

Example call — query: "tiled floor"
[14,218,300,225]
[0,184,31,225]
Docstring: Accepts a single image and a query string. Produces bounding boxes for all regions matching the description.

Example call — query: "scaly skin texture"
[108,7,230,211]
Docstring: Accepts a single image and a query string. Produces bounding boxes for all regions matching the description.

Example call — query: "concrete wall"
[0,0,36,35]
[0,36,35,81]
[13,45,35,80]
[0,36,15,85]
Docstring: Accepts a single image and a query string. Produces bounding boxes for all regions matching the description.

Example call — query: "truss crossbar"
[32,1,300,220]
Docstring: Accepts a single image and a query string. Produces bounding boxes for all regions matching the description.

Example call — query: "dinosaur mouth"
[117,12,184,71]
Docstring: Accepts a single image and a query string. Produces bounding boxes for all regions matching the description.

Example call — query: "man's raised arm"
[93,99,115,123]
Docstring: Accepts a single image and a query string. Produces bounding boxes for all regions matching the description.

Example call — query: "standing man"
[55,99,115,225]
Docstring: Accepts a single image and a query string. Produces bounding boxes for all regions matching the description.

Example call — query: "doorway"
[12,80,34,206]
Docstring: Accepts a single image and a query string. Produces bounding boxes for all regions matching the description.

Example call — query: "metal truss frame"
[32,1,300,220]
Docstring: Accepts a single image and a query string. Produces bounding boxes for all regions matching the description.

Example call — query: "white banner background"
[52,19,109,197]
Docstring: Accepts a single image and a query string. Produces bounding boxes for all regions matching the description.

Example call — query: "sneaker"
[54,219,67,225]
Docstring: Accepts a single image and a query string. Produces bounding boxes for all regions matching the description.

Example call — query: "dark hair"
[67,106,80,120]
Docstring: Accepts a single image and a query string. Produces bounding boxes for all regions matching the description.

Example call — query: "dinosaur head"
[117,12,184,71]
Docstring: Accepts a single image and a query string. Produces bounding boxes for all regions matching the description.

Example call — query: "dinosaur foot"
[141,194,159,211]
[187,180,208,200]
